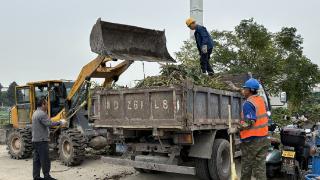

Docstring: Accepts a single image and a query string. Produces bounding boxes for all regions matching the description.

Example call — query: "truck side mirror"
[280,92,287,103]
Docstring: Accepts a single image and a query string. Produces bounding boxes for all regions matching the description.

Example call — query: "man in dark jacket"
[32,97,66,180]
[186,18,214,76]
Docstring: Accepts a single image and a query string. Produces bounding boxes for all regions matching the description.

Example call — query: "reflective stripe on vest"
[240,95,269,139]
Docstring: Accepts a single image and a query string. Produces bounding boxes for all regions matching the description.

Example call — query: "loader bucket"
[90,18,175,63]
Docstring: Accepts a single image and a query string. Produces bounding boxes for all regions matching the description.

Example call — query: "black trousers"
[33,141,51,179]
[200,48,214,73]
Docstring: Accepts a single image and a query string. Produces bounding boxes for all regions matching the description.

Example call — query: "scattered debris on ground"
[104,171,136,180]
[0,145,135,180]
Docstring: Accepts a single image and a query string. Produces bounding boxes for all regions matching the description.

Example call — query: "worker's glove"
[225,81,240,91]
[201,45,208,54]
[239,120,255,130]
[60,119,67,125]
[228,127,238,134]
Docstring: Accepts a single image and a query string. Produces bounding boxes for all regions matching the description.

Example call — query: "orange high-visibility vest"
[240,95,269,139]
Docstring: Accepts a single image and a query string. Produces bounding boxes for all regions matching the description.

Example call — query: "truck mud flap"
[90,18,175,63]
[101,156,196,175]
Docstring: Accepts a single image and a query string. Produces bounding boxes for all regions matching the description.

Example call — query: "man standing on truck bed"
[238,78,269,180]
[32,97,66,180]
[185,18,214,76]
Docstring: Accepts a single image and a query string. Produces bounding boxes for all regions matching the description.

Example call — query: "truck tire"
[6,128,32,159]
[208,139,231,180]
[195,158,211,180]
[58,129,86,166]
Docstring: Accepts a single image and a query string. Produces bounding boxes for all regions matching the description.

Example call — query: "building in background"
[270,95,288,108]
[312,84,320,93]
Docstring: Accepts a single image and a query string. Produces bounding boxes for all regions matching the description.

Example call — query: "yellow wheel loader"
[6,18,174,166]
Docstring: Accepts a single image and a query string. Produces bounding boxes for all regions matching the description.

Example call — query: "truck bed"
[91,84,243,131]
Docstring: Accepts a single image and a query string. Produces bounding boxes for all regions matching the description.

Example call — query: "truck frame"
[91,82,245,180]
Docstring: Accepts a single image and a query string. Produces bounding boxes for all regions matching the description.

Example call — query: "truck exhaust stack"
[90,18,175,63]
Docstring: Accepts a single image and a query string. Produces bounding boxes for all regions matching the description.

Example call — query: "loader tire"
[58,129,86,166]
[7,128,32,159]
[195,158,211,180]
[208,139,231,180]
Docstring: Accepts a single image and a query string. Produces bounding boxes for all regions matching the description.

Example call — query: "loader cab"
[11,80,69,128]
[34,81,67,118]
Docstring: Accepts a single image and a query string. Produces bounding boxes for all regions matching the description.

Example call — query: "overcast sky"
[0,0,319,87]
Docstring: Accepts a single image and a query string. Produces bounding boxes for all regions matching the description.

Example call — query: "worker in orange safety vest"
[238,78,270,180]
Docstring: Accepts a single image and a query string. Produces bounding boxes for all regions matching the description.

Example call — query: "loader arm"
[67,55,132,101]
[66,18,175,108]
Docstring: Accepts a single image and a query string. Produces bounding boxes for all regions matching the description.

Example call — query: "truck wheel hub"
[220,148,230,173]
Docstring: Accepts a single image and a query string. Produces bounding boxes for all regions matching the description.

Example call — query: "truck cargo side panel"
[92,88,184,128]
[191,87,242,128]
[92,86,242,130]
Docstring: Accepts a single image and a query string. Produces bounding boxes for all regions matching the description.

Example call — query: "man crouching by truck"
[32,97,66,180]
[238,78,270,180]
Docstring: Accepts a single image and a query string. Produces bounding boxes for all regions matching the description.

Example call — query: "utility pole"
[190,0,203,38]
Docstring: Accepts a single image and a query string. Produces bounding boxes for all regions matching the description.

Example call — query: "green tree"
[175,18,320,111]
[0,83,3,106]
[0,91,9,107]
[7,82,18,106]
[271,107,290,127]
[296,92,320,123]
[274,27,320,111]
[272,92,320,126]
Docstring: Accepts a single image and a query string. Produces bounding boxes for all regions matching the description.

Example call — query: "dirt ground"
[0,145,136,180]
[0,144,285,180]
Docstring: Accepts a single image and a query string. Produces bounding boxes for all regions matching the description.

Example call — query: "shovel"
[228,105,239,180]
[90,18,175,63]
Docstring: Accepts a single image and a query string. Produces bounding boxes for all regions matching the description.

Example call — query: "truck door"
[16,86,32,128]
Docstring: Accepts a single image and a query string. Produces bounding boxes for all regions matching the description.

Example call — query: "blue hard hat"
[243,78,260,90]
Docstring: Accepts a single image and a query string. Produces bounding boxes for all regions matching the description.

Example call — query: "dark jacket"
[194,25,214,53]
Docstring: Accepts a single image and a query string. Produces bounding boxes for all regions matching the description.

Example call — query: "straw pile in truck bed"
[135,64,233,90]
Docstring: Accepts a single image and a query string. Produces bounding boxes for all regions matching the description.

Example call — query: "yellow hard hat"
[186,18,196,27]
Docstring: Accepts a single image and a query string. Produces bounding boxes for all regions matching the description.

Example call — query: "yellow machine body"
[10,56,132,129]
[6,19,174,164]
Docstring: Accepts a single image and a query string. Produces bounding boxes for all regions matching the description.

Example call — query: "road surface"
[0,145,135,180]
[0,144,286,180]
